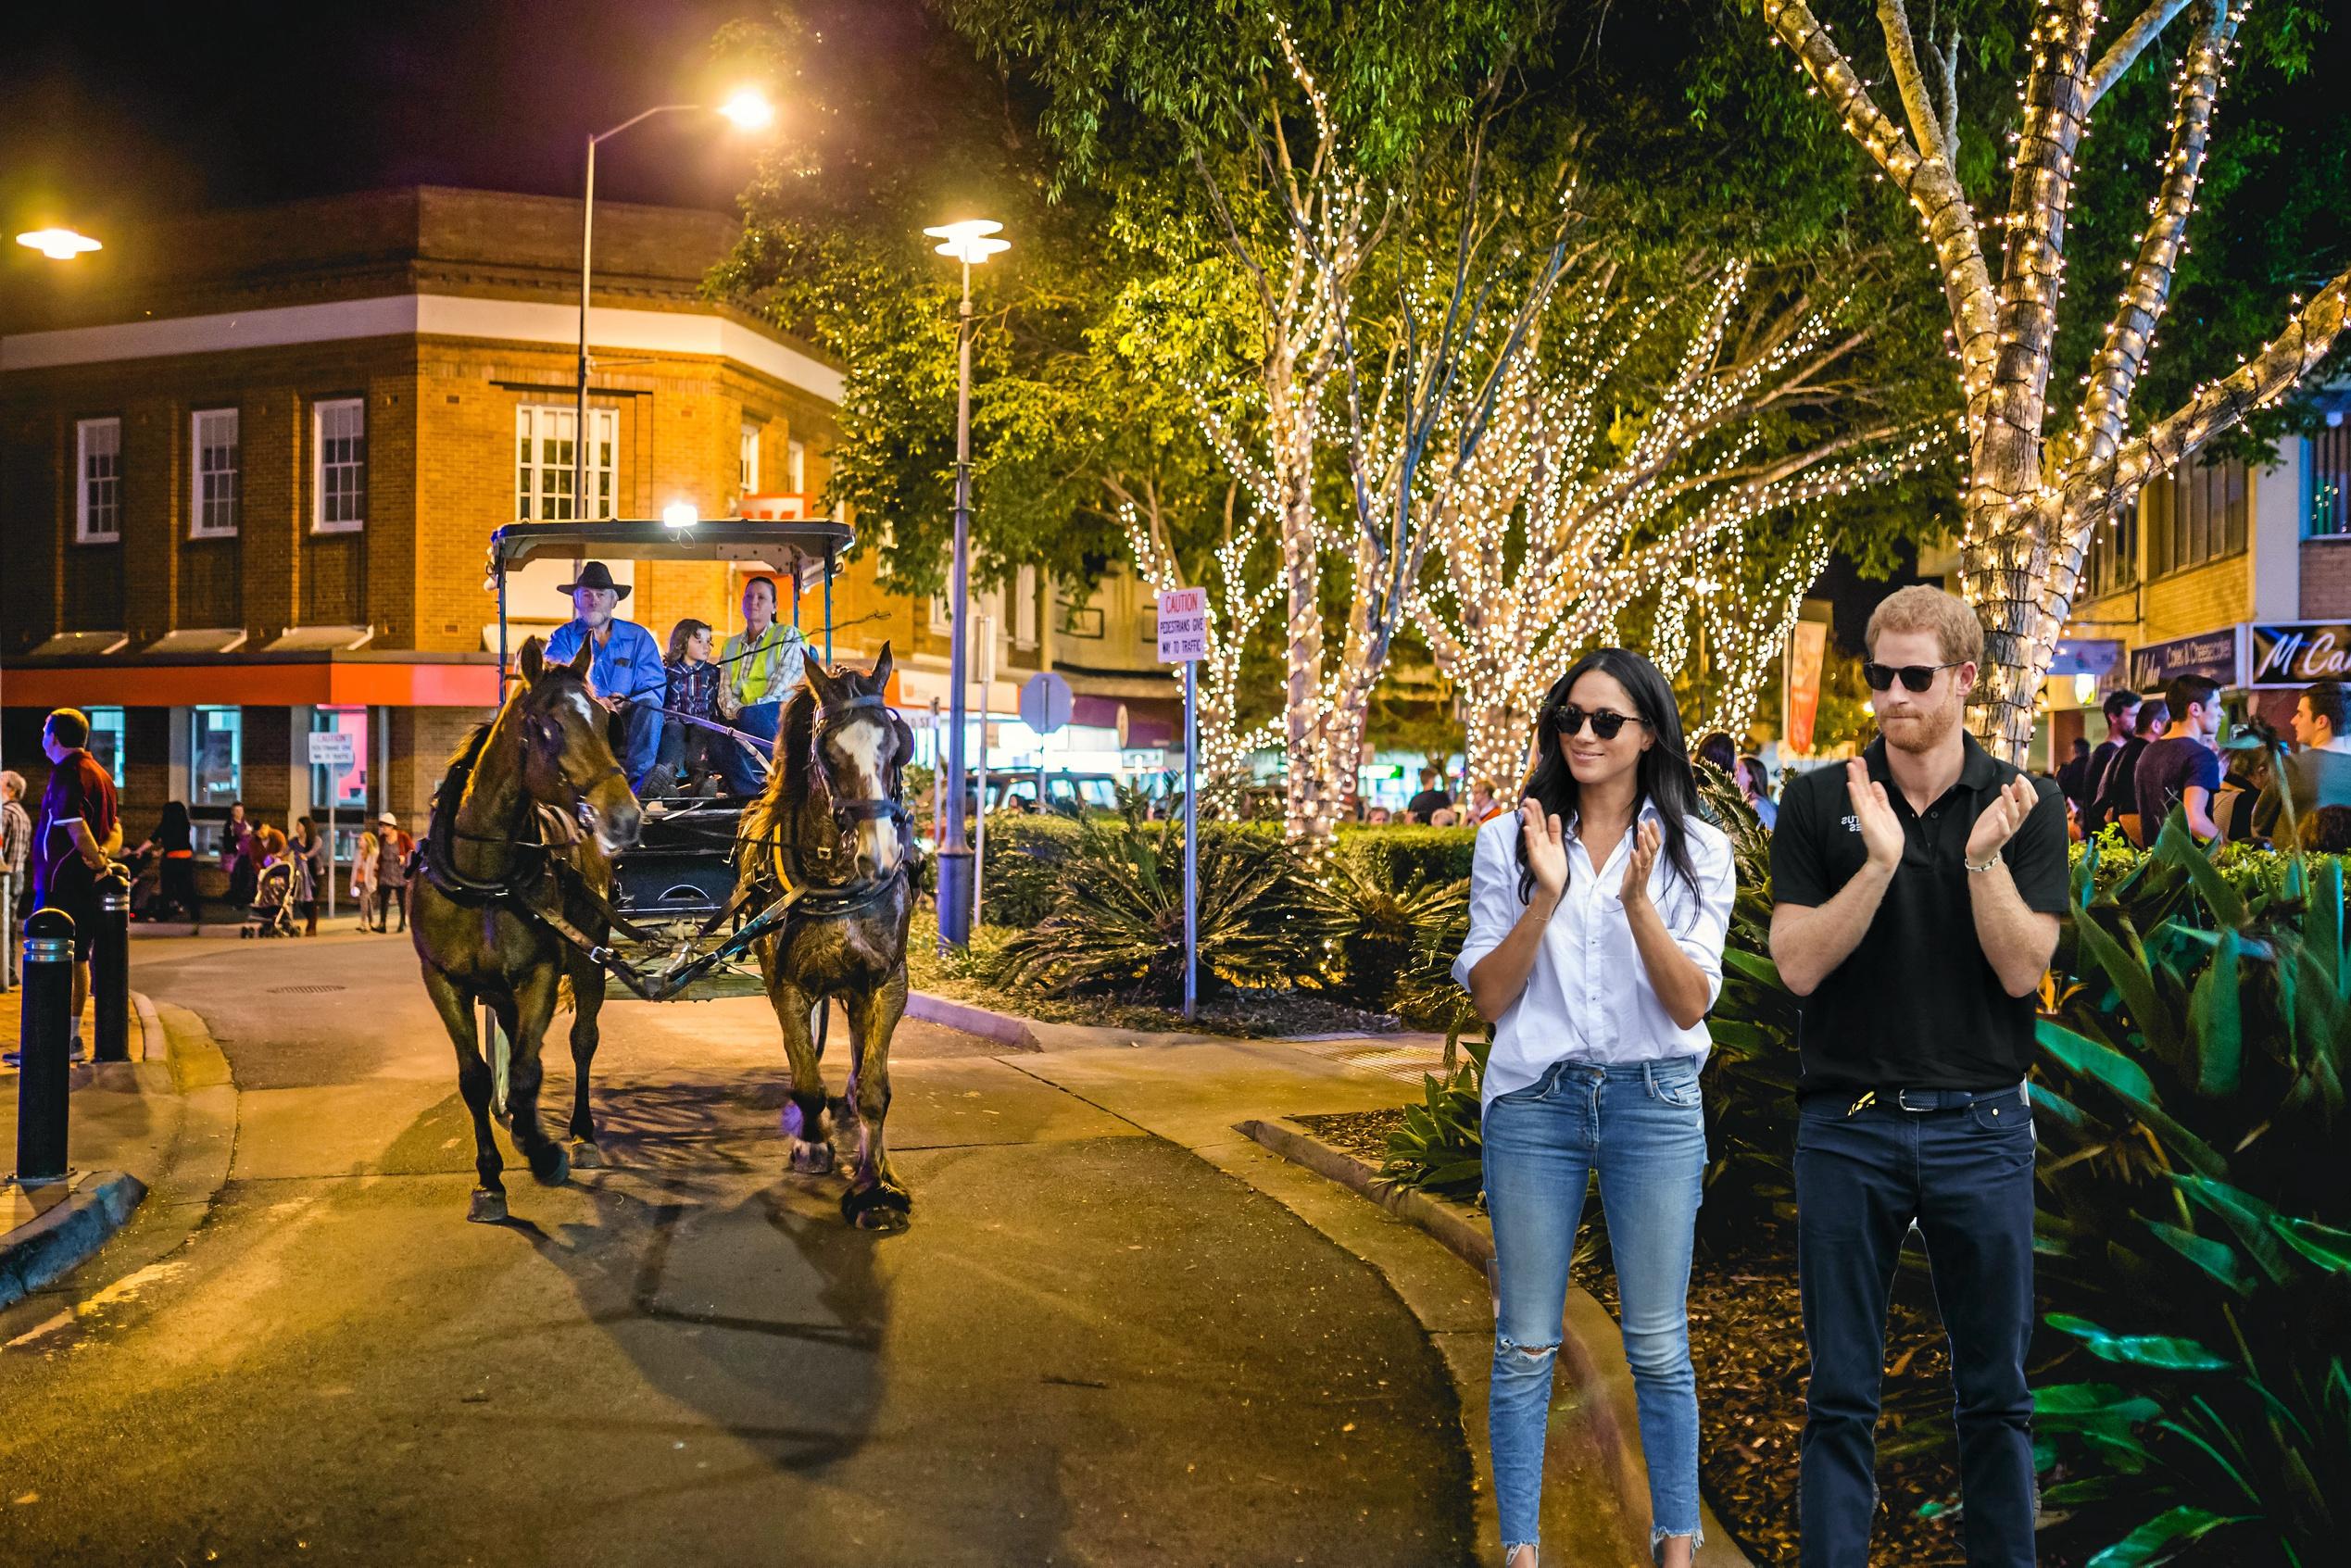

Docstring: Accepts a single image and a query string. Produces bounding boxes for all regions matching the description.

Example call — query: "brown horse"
[412,636,644,1223]
[735,643,919,1230]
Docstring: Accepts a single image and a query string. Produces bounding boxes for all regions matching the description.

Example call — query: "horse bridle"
[525,703,629,839]
[811,692,913,845]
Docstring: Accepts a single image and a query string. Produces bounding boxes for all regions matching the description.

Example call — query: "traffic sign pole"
[1183,659,1198,1021]
[1155,589,1209,1022]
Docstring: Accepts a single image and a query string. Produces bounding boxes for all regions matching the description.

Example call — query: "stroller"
[241,859,296,938]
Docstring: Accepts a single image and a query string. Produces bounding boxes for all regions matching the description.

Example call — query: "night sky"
[2,1,778,241]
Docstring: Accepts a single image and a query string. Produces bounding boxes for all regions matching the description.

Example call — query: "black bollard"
[92,869,132,1063]
[14,909,76,1185]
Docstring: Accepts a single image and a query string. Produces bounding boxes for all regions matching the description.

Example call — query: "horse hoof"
[568,1138,604,1170]
[467,1188,509,1223]
[789,1139,836,1176]
[529,1141,572,1187]
[842,1184,911,1231]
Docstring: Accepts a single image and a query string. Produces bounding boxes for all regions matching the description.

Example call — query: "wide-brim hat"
[377,812,399,828]
[559,561,630,600]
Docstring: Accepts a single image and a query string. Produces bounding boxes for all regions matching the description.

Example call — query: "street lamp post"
[574,88,773,521]
[924,219,1009,951]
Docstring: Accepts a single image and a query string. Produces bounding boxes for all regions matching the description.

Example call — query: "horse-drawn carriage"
[409,512,921,1231]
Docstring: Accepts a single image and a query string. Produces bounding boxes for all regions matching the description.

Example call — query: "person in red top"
[31,708,121,1060]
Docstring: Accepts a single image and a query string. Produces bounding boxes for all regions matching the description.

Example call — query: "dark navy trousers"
[1794,1085,2038,1567]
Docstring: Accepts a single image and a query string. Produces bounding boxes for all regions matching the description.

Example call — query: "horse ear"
[518,637,547,684]
[566,634,594,678]
[869,640,894,691]
[803,654,836,701]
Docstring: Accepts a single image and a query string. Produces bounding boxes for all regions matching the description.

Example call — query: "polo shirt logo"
[1840,814,1860,833]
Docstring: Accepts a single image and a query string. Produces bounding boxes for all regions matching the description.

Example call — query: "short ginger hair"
[1866,584,1984,669]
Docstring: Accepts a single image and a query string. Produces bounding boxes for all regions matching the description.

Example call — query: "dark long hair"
[1513,647,1703,909]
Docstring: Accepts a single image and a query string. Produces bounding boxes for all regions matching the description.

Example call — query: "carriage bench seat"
[610,798,747,926]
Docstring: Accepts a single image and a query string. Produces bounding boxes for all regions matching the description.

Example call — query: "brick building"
[2,185,1180,876]
[2035,397,2351,761]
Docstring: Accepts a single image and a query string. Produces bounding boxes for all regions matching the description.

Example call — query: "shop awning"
[23,630,129,658]
[263,624,375,652]
[2,655,499,709]
[144,628,249,654]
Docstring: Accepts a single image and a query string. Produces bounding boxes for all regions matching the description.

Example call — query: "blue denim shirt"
[542,617,667,702]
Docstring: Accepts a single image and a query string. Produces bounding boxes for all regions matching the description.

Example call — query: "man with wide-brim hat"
[544,561,668,794]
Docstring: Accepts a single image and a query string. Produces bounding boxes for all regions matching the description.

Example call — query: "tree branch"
[1764,0,1998,424]
[1879,0,1955,169]
[2069,0,2236,474]
[2086,0,2199,109]
[2064,266,2351,519]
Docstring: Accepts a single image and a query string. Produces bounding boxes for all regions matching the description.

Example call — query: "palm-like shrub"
[974,788,1313,1005]
[1299,848,1470,1017]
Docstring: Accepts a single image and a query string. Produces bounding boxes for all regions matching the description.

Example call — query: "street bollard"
[0,871,15,992]
[14,909,76,1185]
[92,869,133,1063]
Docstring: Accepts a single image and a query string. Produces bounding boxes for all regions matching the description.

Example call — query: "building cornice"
[0,292,842,405]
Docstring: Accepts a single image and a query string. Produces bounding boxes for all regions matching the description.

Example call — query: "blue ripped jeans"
[1484,1057,1707,1563]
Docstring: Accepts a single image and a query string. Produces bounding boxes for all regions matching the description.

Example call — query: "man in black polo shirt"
[1769,586,2068,1568]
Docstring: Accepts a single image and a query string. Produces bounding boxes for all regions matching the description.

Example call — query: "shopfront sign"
[2248,621,2351,687]
[2128,627,2242,691]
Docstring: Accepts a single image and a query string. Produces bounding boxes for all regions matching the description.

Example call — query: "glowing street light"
[924,218,1008,951]
[16,228,102,261]
[573,87,778,517]
[661,501,698,529]
[924,219,1010,266]
[717,87,774,131]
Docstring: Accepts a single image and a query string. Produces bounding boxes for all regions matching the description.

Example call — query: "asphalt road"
[0,929,1472,1567]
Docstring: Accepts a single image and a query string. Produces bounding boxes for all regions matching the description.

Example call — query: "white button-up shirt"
[1452,799,1736,1106]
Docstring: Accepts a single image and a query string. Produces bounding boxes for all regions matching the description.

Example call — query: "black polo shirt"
[1770,734,2069,1095]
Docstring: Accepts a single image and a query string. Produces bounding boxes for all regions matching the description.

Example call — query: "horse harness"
[418,688,914,998]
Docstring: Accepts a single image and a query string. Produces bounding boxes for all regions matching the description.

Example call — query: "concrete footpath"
[0,979,238,1310]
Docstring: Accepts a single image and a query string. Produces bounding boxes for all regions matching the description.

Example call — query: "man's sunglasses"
[1551,705,1651,741]
[1862,660,1966,694]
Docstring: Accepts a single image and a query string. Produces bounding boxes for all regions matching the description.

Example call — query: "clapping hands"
[1518,798,1568,901]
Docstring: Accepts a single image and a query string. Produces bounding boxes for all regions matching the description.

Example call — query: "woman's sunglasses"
[1862,660,1965,694]
[1551,705,1651,741]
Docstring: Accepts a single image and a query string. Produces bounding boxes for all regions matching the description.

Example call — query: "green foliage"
[1380,1028,1490,1203]
[976,809,1288,930]
[1331,823,1478,891]
[1297,845,1471,1020]
[973,790,1311,1004]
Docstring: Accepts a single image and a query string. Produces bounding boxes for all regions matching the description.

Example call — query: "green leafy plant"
[974,787,1311,1004]
[1299,848,1469,1014]
[1379,1027,1490,1202]
[2028,810,2350,1567]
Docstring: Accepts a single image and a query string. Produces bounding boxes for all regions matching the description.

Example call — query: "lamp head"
[16,228,102,261]
[662,501,699,529]
[717,88,774,131]
[924,219,1010,266]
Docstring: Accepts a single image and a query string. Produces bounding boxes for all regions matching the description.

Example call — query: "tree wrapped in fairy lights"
[1113,476,1281,813]
[1761,0,2351,759]
[1410,254,1946,782]
[1156,18,1574,842]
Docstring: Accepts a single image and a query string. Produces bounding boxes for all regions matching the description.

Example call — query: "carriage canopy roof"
[489,517,855,581]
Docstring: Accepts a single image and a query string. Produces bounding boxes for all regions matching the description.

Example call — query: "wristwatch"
[1965,852,2004,873]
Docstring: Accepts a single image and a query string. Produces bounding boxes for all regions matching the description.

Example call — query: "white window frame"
[787,438,807,494]
[314,397,368,533]
[75,417,122,544]
[740,423,761,495]
[516,404,617,521]
[191,408,241,538]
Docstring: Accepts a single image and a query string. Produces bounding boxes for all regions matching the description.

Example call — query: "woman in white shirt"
[1453,647,1735,1568]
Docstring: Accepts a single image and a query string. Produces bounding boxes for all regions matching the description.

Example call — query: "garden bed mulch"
[1289,1103,2077,1568]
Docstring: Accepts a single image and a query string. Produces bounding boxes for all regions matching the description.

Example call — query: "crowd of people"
[2056,676,2349,851]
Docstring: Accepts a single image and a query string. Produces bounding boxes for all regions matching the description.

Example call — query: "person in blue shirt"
[542,561,666,795]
